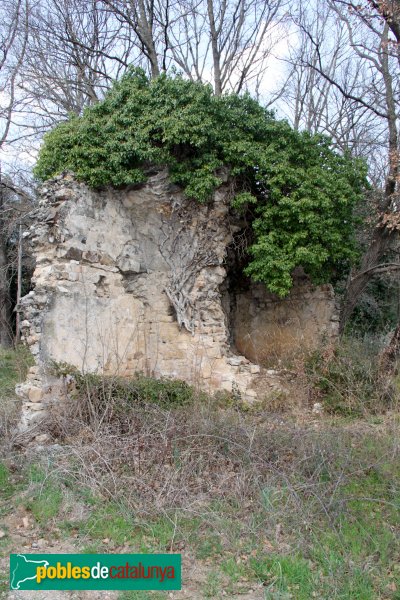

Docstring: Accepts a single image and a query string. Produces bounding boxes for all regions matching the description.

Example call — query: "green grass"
[0,350,21,397]
[195,532,223,559]
[3,441,398,600]
[21,464,63,524]
[0,346,33,396]
[80,542,103,554]
[0,462,14,500]
[119,592,168,599]
[0,346,34,436]
[203,569,222,598]
[0,368,398,600]
[25,482,63,524]
[80,502,136,546]
[0,572,8,600]
[259,555,314,599]
[58,502,398,600]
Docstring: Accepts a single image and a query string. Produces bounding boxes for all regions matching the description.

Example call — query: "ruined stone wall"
[232,277,339,366]
[17,170,338,432]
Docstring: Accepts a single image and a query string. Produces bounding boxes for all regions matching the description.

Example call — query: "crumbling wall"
[17,170,338,432]
[17,171,262,431]
[232,277,339,366]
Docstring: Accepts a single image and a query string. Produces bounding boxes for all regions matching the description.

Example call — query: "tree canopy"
[34,70,367,297]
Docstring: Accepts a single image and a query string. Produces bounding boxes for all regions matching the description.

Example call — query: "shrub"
[34,70,367,297]
[305,336,397,415]
[46,368,201,438]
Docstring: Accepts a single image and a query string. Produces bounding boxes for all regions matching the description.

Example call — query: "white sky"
[0,19,294,177]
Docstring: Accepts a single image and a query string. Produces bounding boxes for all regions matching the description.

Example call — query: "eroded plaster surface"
[17,171,338,432]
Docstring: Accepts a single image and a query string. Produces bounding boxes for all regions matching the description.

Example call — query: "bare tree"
[17,0,139,131]
[99,0,166,78]
[204,0,285,94]
[280,0,400,329]
[281,1,387,177]
[6,0,399,340]
[328,1,400,328]
[99,0,288,94]
[0,0,30,347]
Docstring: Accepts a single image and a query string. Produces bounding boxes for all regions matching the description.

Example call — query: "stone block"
[15,383,31,398]
[24,402,44,410]
[83,250,102,263]
[28,387,43,403]
[227,356,244,366]
[64,247,83,261]
[35,433,50,443]
[200,363,212,379]
[220,380,233,392]
[203,346,222,359]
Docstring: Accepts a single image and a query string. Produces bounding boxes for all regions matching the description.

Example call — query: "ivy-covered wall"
[17,171,338,430]
[34,71,367,299]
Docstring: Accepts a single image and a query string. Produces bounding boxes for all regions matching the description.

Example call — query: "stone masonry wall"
[16,170,338,434]
[232,278,339,366]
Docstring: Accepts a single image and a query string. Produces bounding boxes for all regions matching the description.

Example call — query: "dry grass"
[28,375,399,598]
[1,343,400,598]
[43,373,399,523]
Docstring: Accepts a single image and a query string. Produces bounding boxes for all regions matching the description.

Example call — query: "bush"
[305,336,397,415]
[34,70,367,297]
[47,369,202,438]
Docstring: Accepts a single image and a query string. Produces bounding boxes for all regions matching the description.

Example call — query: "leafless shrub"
[302,336,399,416]
[39,373,399,551]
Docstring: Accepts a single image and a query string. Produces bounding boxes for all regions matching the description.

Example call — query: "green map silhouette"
[10,554,49,590]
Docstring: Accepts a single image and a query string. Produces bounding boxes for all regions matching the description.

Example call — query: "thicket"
[34,70,367,297]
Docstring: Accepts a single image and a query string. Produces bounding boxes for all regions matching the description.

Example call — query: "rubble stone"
[17,170,338,431]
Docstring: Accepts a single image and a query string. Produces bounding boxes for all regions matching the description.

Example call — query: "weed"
[25,482,62,524]
[81,502,135,546]
[0,571,8,598]
[305,336,398,415]
[0,346,33,396]
[221,557,250,584]
[203,569,222,598]
[0,346,34,437]
[119,592,167,599]
[0,463,14,499]
[28,463,47,483]
[255,555,314,600]
[195,533,224,559]
[1,363,397,599]
[81,543,102,554]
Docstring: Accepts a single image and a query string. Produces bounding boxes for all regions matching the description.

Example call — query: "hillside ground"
[0,347,399,600]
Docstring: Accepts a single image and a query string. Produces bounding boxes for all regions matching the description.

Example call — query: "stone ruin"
[16,169,339,433]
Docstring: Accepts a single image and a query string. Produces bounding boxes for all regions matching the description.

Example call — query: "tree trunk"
[15,223,22,344]
[0,162,11,347]
[207,0,222,95]
[379,321,400,371]
[340,226,395,331]
[0,235,12,347]
[137,0,160,78]
[340,23,398,332]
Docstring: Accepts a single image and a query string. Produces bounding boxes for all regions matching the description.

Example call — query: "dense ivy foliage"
[34,70,367,296]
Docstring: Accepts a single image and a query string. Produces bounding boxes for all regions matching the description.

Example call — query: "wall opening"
[221,223,254,357]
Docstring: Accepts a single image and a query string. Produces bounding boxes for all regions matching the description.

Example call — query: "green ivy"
[34,69,367,296]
